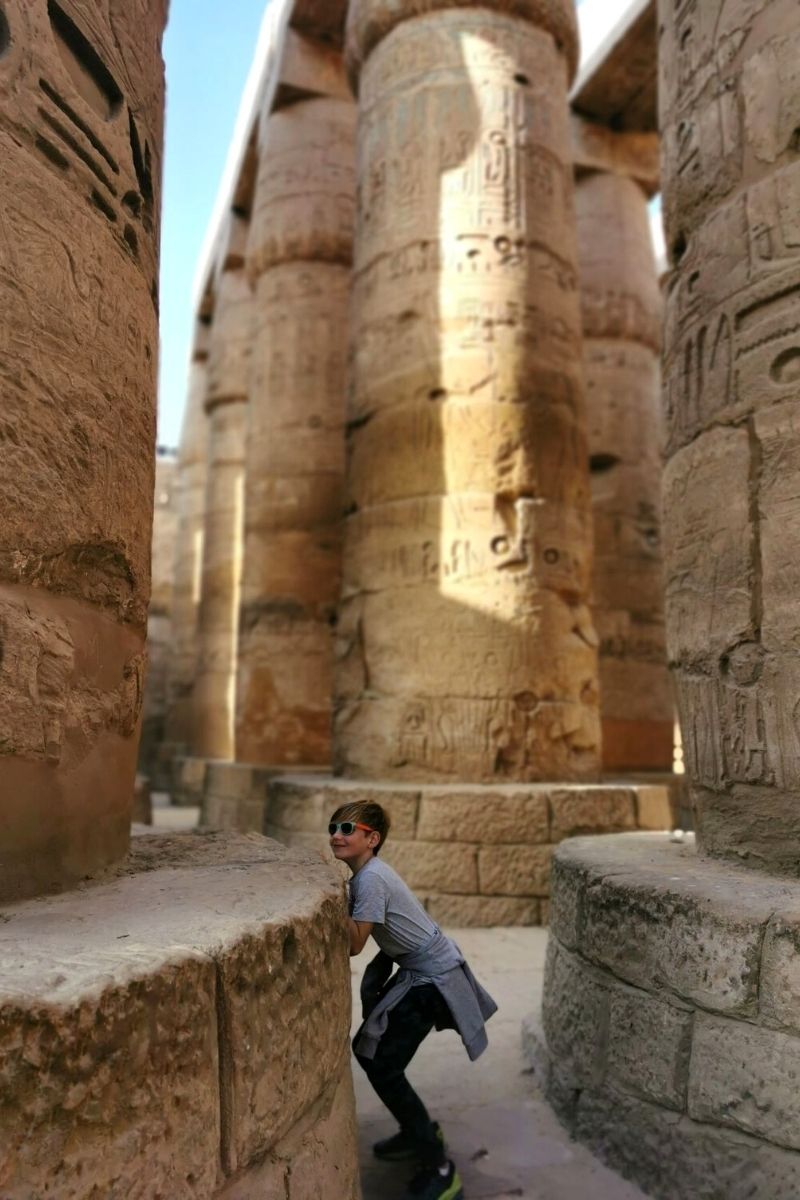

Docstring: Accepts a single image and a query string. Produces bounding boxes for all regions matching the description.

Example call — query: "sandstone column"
[574,165,673,773]
[192,268,251,761]
[235,97,355,766]
[661,0,800,872]
[337,0,599,782]
[0,0,167,900]
[165,335,211,749]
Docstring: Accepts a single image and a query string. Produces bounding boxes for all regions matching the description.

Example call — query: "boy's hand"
[349,918,373,956]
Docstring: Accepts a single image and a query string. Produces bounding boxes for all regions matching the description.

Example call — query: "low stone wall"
[0,831,360,1200]
[198,772,673,926]
[528,833,800,1199]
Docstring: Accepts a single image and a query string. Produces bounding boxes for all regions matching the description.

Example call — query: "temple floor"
[351,928,647,1200]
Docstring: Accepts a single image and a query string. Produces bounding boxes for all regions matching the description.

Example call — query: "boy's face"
[329,819,379,866]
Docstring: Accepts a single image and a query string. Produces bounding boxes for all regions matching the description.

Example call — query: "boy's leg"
[354,984,446,1167]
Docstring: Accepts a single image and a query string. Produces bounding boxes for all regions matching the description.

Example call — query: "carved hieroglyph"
[165,350,211,748]
[0,0,167,900]
[193,269,251,762]
[575,167,673,772]
[660,0,800,871]
[336,0,600,782]
[236,98,355,767]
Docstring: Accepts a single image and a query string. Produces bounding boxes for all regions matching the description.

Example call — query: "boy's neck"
[349,849,376,876]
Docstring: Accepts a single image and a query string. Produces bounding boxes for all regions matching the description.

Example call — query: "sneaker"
[373,1121,444,1162]
[406,1160,464,1200]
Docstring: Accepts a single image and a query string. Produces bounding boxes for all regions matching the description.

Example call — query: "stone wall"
[0,832,360,1199]
[530,834,800,1200]
[200,770,672,926]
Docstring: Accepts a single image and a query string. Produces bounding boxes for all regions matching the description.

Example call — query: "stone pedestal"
[0,0,167,901]
[235,97,355,768]
[224,773,671,926]
[532,835,800,1199]
[338,0,600,784]
[193,269,251,761]
[574,165,673,774]
[0,831,360,1199]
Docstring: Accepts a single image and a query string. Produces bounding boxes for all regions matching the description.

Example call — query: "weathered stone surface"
[0,832,358,1199]
[575,165,671,774]
[235,97,355,768]
[689,1015,800,1152]
[557,834,794,1014]
[173,755,209,808]
[542,940,609,1088]
[607,987,692,1111]
[575,1085,800,1200]
[336,1,600,783]
[422,893,540,928]
[417,788,549,845]
[132,774,153,826]
[139,454,179,777]
[166,355,210,747]
[478,845,552,898]
[0,0,167,899]
[549,787,636,841]
[660,0,800,872]
[761,907,800,1034]
[193,268,251,760]
[635,784,675,831]
[382,840,478,896]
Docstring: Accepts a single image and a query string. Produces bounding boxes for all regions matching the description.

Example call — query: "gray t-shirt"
[349,856,437,960]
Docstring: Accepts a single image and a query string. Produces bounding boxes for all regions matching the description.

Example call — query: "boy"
[329,799,497,1200]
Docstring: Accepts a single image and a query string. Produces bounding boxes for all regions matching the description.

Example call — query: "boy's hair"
[331,800,390,854]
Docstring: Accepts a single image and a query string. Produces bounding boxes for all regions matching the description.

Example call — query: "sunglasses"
[328,821,375,837]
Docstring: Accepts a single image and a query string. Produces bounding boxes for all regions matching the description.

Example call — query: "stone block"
[0,955,220,1200]
[607,988,692,1110]
[549,787,636,841]
[381,841,478,895]
[205,761,275,802]
[635,784,674,831]
[478,845,553,897]
[204,793,266,834]
[542,940,610,1090]
[555,834,790,1014]
[688,1015,800,1152]
[422,893,540,928]
[417,787,549,845]
[0,832,358,1198]
[269,776,420,840]
[760,907,800,1034]
[574,1084,800,1200]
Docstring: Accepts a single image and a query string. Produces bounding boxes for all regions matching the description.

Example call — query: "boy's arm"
[349,918,373,956]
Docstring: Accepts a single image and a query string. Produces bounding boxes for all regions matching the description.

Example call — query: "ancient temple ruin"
[6,0,800,1195]
[161,0,675,929]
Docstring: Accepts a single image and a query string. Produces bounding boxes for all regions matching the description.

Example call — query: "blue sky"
[157,0,640,448]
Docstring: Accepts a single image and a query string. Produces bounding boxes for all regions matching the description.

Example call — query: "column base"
[0,830,359,1199]
[171,753,213,806]
[262,775,673,926]
[532,833,800,1199]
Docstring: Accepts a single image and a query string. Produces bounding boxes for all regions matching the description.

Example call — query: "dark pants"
[354,984,450,1167]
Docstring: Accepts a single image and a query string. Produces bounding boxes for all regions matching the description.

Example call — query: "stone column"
[0,0,167,900]
[661,0,800,872]
[574,166,673,773]
[235,97,355,767]
[165,340,211,749]
[192,268,251,761]
[338,0,600,783]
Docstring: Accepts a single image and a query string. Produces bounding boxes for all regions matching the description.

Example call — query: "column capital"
[571,113,660,197]
[345,0,579,88]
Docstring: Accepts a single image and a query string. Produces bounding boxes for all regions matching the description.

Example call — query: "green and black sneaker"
[372,1121,444,1163]
[406,1160,464,1200]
